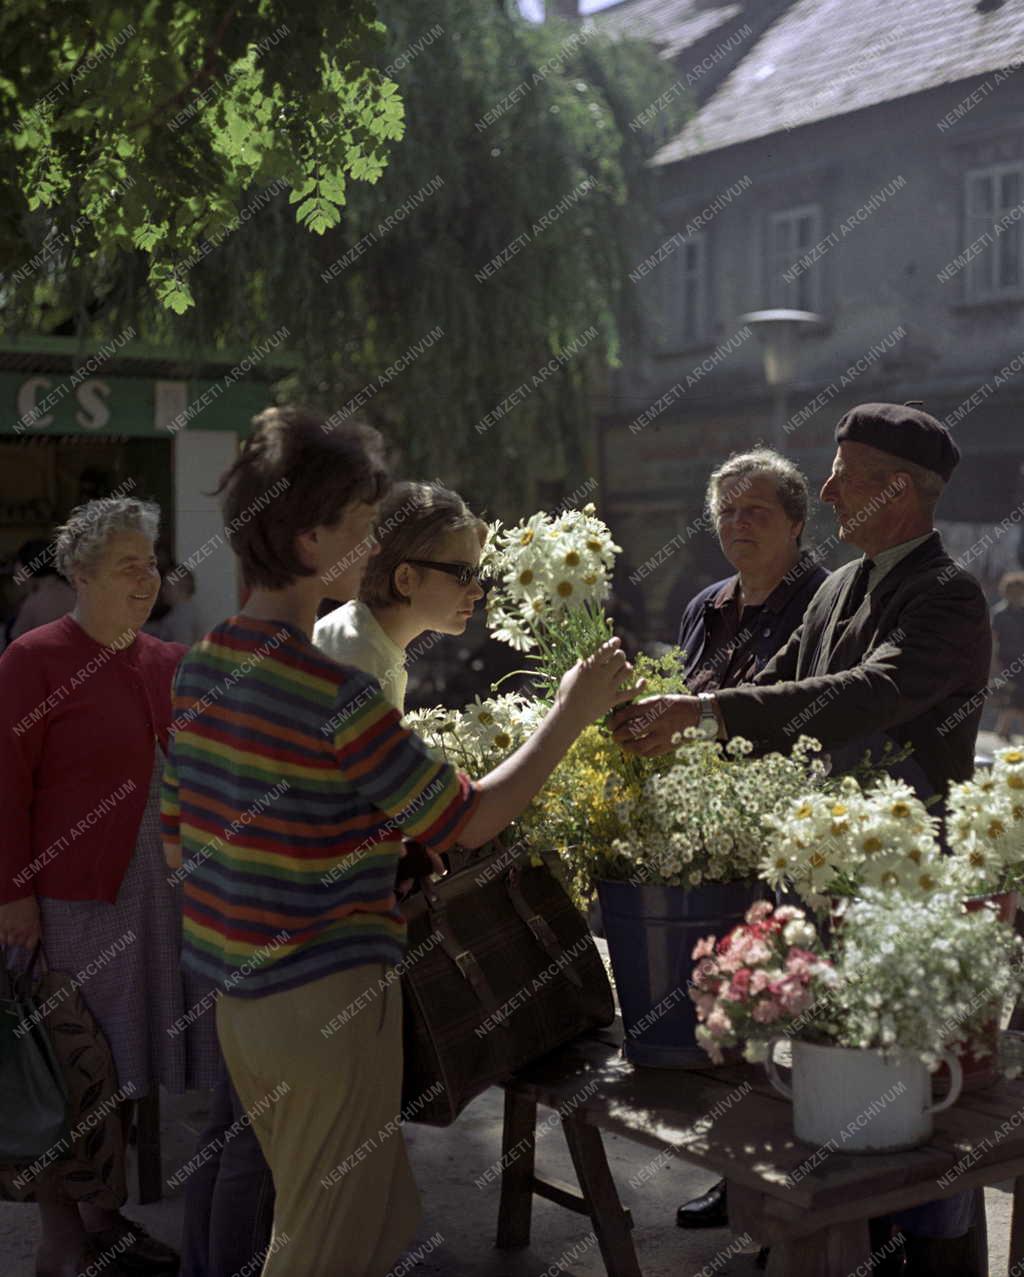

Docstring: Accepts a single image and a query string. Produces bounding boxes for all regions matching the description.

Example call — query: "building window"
[767,205,822,311]
[657,233,708,350]
[964,163,1024,301]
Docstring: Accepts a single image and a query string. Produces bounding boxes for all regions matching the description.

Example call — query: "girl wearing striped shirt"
[162,407,637,1277]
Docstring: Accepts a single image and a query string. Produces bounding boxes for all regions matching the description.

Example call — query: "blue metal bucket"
[597,878,767,1068]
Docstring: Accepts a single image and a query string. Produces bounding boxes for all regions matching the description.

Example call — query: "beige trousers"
[216,964,421,1277]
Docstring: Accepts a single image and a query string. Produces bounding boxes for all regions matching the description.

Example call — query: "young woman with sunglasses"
[313,480,487,714]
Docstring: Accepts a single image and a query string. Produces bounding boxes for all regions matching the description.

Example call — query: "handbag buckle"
[527,914,555,945]
[454,950,476,980]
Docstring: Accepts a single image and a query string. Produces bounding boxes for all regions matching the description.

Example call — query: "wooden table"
[496,1024,1024,1276]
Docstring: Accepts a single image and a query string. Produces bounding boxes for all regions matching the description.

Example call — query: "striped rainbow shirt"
[160,616,478,997]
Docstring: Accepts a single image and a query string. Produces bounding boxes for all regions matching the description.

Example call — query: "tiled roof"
[653,0,1024,163]
[586,0,743,61]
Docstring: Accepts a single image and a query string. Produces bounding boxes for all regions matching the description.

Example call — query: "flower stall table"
[494,1022,1024,1277]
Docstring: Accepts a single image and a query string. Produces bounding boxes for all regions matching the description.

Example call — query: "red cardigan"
[0,615,185,903]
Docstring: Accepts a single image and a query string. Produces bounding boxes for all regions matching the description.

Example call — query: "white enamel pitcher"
[765,1039,962,1153]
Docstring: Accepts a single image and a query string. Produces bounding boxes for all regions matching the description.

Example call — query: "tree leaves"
[1,1,405,308]
[2,1,686,513]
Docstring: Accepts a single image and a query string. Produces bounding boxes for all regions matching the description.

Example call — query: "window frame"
[654,228,710,353]
[962,161,1024,303]
[765,203,824,311]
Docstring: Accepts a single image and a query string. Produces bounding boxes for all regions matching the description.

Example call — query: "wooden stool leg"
[134,1092,163,1205]
[966,1186,988,1277]
[768,1218,871,1277]
[497,1088,537,1249]
[1010,1176,1024,1274]
[561,1113,641,1277]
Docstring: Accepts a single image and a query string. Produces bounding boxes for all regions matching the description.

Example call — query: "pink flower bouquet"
[691,900,839,1063]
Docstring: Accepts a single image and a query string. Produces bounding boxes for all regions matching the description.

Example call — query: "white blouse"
[313,600,409,713]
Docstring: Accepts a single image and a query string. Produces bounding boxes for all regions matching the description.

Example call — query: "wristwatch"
[696,693,719,740]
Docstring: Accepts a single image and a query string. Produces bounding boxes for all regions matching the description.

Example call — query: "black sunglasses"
[404,559,488,589]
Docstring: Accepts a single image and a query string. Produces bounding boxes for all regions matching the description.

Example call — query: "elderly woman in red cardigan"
[0,497,215,1277]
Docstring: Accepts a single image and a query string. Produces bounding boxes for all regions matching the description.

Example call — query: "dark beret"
[834,402,959,482]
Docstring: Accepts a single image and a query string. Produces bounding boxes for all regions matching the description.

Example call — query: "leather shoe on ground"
[676,1179,728,1229]
[87,1221,179,1275]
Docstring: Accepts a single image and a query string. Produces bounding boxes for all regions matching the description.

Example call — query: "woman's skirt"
[38,748,219,1098]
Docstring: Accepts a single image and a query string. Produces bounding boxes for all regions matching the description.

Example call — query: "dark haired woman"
[313,480,486,713]
[163,406,638,1276]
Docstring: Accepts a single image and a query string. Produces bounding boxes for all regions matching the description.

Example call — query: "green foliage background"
[1,1,687,511]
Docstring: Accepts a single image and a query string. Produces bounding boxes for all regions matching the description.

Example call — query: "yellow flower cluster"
[516,725,637,908]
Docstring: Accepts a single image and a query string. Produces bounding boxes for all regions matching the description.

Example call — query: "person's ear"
[392,562,415,601]
[293,528,318,572]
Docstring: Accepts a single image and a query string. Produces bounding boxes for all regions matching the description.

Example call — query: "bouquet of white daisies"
[610,733,828,888]
[945,746,1024,895]
[761,774,946,908]
[481,503,620,697]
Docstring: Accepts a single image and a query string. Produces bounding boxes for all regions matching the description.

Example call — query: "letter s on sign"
[76,379,111,431]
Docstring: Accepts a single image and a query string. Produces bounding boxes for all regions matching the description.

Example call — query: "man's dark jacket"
[714,532,991,798]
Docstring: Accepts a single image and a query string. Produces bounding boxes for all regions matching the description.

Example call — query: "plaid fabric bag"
[400,844,614,1126]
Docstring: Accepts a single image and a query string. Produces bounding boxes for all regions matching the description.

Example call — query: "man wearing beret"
[612,403,991,1274]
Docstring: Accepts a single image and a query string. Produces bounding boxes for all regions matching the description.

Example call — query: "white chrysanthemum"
[759,845,796,892]
[401,707,452,763]
[486,602,536,652]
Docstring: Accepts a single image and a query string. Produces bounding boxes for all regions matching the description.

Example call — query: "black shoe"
[87,1221,179,1275]
[676,1179,728,1229]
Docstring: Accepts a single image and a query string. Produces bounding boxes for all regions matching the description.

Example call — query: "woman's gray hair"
[705,448,811,542]
[54,497,161,582]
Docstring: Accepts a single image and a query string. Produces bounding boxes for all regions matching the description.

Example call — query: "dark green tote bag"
[0,946,70,1162]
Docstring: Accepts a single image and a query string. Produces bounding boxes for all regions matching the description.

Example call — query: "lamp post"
[737,309,823,448]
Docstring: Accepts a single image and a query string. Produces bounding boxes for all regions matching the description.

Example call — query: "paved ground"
[1,1026,1017,1277]
[0,1080,1016,1276]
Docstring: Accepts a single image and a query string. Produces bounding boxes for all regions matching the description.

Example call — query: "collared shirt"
[678,552,829,693]
[866,533,933,594]
[313,599,409,712]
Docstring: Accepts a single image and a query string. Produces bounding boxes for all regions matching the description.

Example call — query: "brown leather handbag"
[399,843,614,1126]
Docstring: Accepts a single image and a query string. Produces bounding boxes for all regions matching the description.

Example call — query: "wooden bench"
[497,1024,1024,1276]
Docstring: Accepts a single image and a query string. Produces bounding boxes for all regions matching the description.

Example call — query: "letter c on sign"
[17,377,54,429]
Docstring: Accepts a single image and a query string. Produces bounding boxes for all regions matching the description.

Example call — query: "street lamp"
[737,309,823,447]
